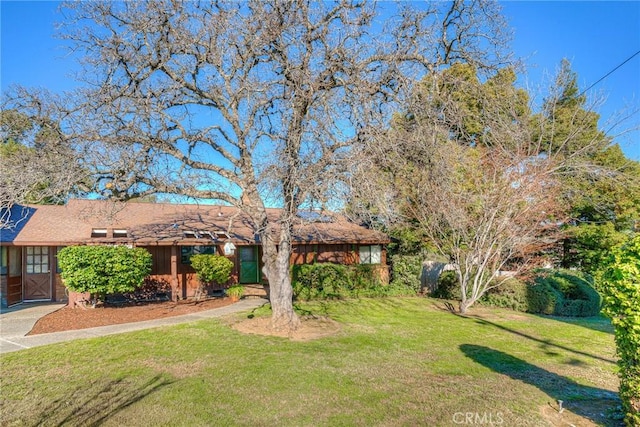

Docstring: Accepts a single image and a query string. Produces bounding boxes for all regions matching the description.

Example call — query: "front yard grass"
[0,298,619,426]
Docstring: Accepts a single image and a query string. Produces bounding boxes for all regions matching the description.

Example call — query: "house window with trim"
[181,246,216,264]
[359,245,381,264]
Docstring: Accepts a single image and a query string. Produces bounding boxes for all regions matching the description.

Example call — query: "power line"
[579,49,640,97]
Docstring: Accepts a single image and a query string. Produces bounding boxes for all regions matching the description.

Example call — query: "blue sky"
[2,1,639,159]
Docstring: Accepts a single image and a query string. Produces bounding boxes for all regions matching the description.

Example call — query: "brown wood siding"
[317,244,356,264]
[291,244,357,265]
[144,246,172,275]
[54,274,67,303]
[291,244,316,264]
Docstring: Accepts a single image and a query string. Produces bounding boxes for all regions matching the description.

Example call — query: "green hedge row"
[433,269,602,317]
[291,263,416,301]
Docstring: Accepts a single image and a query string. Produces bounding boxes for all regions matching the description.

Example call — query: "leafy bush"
[190,254,233,285]
[432,271,461,300]
[58,245,152,303]
[225,285,245,300]
[481,278,562,315]
[533,270,601,317]
[600,236,640,426]
[432,269,600,317]
[390,255,423,293]
[291,263,416,301]
[481,278,529,312]
[525,283,563,315]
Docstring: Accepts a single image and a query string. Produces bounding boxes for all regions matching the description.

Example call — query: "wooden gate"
[24,246,51,300]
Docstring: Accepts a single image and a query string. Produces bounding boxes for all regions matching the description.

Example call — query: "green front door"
[239,246,260,284]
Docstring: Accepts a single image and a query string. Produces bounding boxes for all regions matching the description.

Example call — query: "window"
[26,246,49,274]
[0,247,7,275]
[113,229,128,238]
[359,245,381,264]
[91,228,107,238]
[181,245,216,264]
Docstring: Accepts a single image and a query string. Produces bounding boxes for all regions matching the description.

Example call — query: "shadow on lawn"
[460,344,621,425]
[469,317,616,365]
[32,374,173,426]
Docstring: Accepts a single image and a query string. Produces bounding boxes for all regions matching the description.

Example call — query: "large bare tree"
[351,63,615,313]
[5,0,509,330]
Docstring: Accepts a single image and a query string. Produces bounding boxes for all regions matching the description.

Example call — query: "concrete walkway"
[0,298,267,354]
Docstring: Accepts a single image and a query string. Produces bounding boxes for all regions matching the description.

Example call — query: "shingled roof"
[1,199,388,246]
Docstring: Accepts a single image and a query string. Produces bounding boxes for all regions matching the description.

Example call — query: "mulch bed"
[28,297,235,335]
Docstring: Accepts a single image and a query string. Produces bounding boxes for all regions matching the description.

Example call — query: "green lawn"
[0,298,620,426]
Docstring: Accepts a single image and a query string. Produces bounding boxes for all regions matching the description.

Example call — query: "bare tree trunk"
[459,299,472,315]
[260,226,300,331]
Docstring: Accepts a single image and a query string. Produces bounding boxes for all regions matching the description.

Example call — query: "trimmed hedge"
[432,269,601,317]
[533,270,602,317]
[292,263,416,301]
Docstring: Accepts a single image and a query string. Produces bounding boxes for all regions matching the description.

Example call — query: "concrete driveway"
[0,303,65,353]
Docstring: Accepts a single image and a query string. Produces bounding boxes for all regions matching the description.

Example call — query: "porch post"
[170,246,179,302]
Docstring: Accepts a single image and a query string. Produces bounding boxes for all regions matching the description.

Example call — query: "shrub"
[481,277,562,315]
[525,283,563,315]
[225,285,245,300]
[432,269,600,317]
[390,255,423,293]
[291,263,415,301]
[58,245,152,304]
[190,254,233,285]
[433,271,461,300]
[600,236,640,426]
[534,270,601,317]
[481,278,530,312]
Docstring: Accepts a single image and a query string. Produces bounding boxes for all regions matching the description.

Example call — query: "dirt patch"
[231,315,341,341]
[28,298,236,335]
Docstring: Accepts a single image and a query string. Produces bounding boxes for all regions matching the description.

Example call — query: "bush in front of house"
[390,254,423,294]
[190,254,233,285]
[58,245,152,305]
[291,263,416,301]
[190,254,234,300]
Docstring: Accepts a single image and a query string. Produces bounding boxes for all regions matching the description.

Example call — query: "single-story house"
[0,199,389,308]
